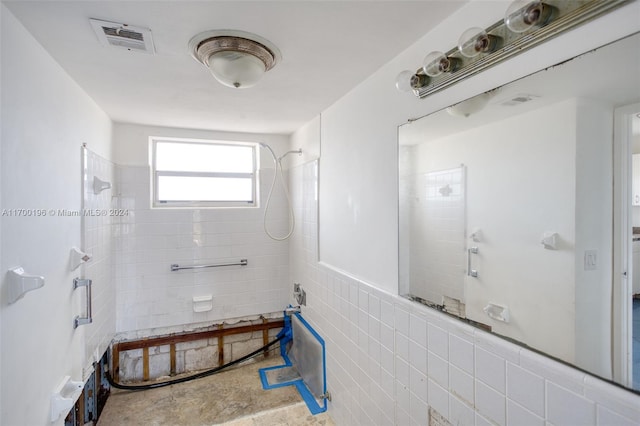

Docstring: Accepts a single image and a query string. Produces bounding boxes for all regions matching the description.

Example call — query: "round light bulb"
[395,70,415,92]
[458,27,495,58]
[422,51,453,77]
[504,0,549,33]
[395,70,427,92]
[207,50,266,89]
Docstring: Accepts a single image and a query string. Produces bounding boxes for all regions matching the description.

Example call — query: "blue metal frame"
[259,309,327,414]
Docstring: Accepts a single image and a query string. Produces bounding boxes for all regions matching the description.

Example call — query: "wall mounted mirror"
[399,32,640,391]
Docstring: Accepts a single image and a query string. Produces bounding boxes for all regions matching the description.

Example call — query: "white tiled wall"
[114,164,290,333]
[289,158,640,425]
[408,166,466,304]
[81,148,116,376]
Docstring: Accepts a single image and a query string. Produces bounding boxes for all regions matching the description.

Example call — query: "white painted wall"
[574,98,614,379]
[289,115,321,169]
[0,5,112,425]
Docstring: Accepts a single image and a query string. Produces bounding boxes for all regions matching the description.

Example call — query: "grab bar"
[171,259,248,272]
[467,247,478,278]
[73,278,92,328]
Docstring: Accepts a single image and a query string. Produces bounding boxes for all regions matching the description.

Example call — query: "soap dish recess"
[193,295,213,312]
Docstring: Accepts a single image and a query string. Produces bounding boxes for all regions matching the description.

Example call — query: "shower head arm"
[277,149,303,162]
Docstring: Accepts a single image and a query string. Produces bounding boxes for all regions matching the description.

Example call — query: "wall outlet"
[584,250,597,271]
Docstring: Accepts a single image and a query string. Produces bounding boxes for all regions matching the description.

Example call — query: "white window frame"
[150,137,259,208]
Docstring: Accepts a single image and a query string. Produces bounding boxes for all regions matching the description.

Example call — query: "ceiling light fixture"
[189,30,281,89]
[396,0,629,99]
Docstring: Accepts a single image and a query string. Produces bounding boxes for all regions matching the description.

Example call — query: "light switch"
[585,250,597,271]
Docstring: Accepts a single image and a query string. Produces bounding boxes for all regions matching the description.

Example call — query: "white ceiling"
[3,0,467,135]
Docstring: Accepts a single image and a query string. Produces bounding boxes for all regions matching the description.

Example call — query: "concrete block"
[176,339,209,351]
[149,352,171,378]
[185,345,218,372]
[231,339,263,361]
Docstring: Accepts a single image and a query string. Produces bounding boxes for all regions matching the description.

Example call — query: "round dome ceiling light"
[189,30,281,89]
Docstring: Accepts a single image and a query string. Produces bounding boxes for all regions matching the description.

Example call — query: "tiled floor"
[97,355,334,426]
[633,298,640,390]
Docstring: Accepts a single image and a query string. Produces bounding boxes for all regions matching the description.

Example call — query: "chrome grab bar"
[171,259,248,272]
[467,247,478,278]
[73,278,92,328]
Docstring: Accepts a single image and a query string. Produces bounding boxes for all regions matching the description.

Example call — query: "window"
[150,137,258,208]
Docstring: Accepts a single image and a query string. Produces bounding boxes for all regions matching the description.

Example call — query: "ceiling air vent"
[499,93,540,107]
[89,18,155,54]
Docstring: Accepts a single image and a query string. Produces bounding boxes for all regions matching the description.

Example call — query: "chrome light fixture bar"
[397,0,629,99]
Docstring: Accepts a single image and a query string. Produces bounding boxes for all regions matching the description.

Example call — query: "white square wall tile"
[476,345,506,393]
[475,329,520,365]
[584,375,640,423]
[428,352,448,388]
[546,382,595,426]
[450,365,474,406]
[475,412,494,426]
[520,348,585,394]
[507,400,544,426]
[380,323,394,351]
[368,316,380,342]
[396,379,411,414]
[475,379,506,426]
[450,395,475,426]
[427,323,449,360]
[597,405,639,426]
[506,362,544,417]
[428,379,449,420]
[449,334,474,374]
[395,306,410,335]
[410,367,428,402]
[358,288,369,311]
[396,356,410,388]
[380,363,395,393]
[410,391,429,425]
[409,314,427,347]
[396,407,411,426]
[369,294,381,320]
[380,346,394,374]
[396,331,410,362]
[409,340,427,375]
[380,299,394,327]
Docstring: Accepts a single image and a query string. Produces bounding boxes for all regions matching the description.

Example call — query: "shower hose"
[105,333,285,391]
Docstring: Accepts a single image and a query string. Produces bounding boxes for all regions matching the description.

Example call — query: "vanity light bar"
[403,0,629,99]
